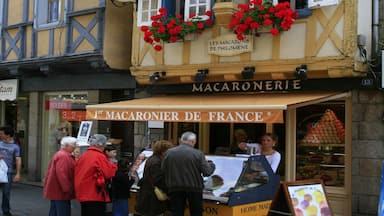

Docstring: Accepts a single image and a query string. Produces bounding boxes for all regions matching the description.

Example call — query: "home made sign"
[208,34,253,56]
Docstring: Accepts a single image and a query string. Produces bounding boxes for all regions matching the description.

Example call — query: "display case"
[130,151,280,216]
[296,108,345,187]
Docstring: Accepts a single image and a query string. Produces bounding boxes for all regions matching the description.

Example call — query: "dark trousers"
[169,191,203,216]
[49,200,71,216]
[80,201,106,216]
[1,173,12,214]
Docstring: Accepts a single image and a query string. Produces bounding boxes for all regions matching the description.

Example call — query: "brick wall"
[352,90,384,215]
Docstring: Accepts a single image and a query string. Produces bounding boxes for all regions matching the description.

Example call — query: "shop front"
[86,91,351,215]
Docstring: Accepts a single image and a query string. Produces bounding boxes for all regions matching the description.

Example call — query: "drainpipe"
[372,0,379,59]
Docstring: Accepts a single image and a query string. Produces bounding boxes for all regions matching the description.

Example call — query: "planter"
[183,32,198,41]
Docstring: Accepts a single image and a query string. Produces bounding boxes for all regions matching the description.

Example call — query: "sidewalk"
[9,183,81,216]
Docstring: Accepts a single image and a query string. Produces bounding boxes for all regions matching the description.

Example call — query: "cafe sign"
[87,109,283,123]
[208,34,253,56]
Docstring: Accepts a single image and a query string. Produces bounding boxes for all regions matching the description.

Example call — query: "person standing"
[0,126,21,216]
[75,134,117,216]
[260,133,281,173]
[111,158,135,216]
[43,136,77,216]
[162,132,215,216]
[135,140,174,216]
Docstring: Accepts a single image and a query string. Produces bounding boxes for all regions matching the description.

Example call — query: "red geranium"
[229,0,298,40]
[141,8,213,51]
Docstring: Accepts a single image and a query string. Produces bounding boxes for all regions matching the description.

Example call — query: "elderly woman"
[135,140,174,216]
[75,134,117,216]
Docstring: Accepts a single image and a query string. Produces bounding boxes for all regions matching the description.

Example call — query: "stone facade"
[352,90,384,215]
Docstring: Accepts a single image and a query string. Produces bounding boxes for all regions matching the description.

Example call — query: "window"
[137,0,162,26]
[34,0,65,29]
[278,0,312,18]
[137,0,212,26]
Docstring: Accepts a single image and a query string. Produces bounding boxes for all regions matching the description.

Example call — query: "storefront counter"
[129,153,279,216]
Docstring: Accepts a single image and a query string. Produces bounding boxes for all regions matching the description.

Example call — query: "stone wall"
[352,90,384,215]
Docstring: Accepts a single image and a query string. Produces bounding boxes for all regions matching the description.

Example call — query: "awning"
[86,92,348,123]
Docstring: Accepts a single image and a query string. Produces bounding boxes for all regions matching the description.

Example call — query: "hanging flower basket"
[229,0,298,40]
[140,8,213,51]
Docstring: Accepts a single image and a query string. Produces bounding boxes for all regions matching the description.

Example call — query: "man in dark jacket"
[162,131,215,216]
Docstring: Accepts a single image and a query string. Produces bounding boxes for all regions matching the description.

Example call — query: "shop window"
[137,0,212,26]
[34,0,64,29]
[296,102,345,187]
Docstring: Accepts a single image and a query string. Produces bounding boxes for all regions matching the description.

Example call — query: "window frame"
[34,0,67,30]
[137,0,162,27]
[137,0,213,26]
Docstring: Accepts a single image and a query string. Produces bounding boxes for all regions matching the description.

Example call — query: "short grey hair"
[180,131,196,144]
[88,134,107,146]
[60,136,77,147]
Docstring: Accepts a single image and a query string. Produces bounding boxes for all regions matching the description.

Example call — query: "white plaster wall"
[357,0,372,59]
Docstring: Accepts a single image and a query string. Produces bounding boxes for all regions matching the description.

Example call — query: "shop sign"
[61,110,86,121]
[45,100,72,110]
[87,110,284,123]
[192,80,302,93]
[0,79,18,101]
[208,34,253,56]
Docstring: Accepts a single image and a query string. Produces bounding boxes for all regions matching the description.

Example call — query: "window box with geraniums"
[229,0,298,40]
[140,8,213,51]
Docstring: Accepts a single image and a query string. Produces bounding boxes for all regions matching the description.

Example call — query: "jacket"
[135,155,168,216]
[75,146,117,202]
[111,170,135,200]
[162,144,215,193]
[43,149,76,200]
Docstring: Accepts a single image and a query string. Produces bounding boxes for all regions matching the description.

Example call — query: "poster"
[286,181,331,216]
[378,161,384,216]
[77,121,92,146]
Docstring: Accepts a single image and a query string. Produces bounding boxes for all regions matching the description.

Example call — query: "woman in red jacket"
[75,134,117,216]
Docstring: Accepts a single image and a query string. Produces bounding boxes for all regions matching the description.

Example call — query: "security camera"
[294,64,307,80]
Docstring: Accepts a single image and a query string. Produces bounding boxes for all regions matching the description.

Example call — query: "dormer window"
[137,0,212,26]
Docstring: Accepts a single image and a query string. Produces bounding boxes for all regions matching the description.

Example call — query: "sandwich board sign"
[268,180,332,216]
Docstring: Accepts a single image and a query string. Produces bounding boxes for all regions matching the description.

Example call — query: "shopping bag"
[0,159,8,183]
[154,186,168,201]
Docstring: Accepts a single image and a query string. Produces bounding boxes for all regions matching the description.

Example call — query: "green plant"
[140,8,213,51]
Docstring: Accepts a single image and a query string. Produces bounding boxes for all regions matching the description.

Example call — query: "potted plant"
[140,8,213,51]
[229,0,298,40]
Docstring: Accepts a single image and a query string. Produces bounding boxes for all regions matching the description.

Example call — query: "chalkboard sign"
[268,180,332,216]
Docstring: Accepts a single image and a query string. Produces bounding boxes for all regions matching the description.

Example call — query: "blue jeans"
[1,173,12,214]
[169,191,203,216]
[112,199,128,216]
[49,200,71,216]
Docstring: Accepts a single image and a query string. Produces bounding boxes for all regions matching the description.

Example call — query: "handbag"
[146,158,168,201]
[0,159,8,183]
[154,185,168,201]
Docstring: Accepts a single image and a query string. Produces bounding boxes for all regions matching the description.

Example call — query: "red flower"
[141,6,211,51]
[140,26,149,32]
[270,28,279,35]
[229,1,296,40]
[154,44,162,51]
[189,13,196,18]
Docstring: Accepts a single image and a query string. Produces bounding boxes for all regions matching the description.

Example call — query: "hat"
[89,134,107,146]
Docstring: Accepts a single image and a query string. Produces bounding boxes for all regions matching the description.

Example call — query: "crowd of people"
[41,129,281,216]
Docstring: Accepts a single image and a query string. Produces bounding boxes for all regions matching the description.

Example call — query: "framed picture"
[285,180,332,216]
[77,121,92,146]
